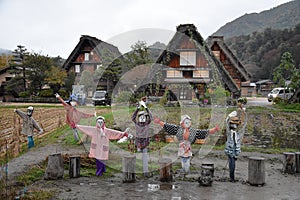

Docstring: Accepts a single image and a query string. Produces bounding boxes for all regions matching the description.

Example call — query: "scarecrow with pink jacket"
[55,93,95,142]
[77,116,129,176]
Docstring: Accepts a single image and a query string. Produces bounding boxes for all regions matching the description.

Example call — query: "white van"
[267,87,294,102]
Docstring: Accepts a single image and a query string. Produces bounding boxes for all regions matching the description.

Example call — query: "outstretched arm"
[55,93,69,107]
[105,128,128,140]
[154,117,165,127]
[14,108,27,119]
[77,125,96,137]
[154,117,179,135]
[32,118,43,134]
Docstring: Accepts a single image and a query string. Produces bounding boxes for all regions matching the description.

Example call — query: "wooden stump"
[158,158,172,182]
[198,165,214,186]
[44,153,64,180]
[295,152,300,173]
[122,155,136,183]
[69,156,80,178]
[282,152,296,174]
[248,157,265,186]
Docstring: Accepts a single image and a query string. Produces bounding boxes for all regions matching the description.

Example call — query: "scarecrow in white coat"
[224,97,247,182]
[154,115,219,174]
[14,106,43,149]
[131,97,153,177]
[77,116,129,176]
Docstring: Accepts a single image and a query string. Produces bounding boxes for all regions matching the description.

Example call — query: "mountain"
[0,48,12,55]
[213,0,300,39]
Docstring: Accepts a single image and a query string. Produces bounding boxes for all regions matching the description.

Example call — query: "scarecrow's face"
[96,118,105,128]
[183,118,191,128]
[27,107,34,117]
[138,114,147,123]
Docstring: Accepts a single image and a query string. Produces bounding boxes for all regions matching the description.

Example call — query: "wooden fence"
[0,107,66,159]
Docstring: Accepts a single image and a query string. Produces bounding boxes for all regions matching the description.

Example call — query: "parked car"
[267,87,294,102]
[92,91,110,106]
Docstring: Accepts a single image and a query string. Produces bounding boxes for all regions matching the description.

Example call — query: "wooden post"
[201,162,214,177]
[122,155,136,183]
[69,156,80,178]
[295,152,300,173]
[198,165,214,186]
[44,153,64,180]
[248,157,265,186]
[282,152,296,174]
[158,158,173,182]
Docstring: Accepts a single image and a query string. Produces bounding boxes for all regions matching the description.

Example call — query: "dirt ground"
[5,131,300,200]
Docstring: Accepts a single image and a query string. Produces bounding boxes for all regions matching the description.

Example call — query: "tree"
[273,52,299,88]
[6,45,29,95]
[25,53,52,94]
[124,40,151,69]
[273,52,300,101]
[45,65,67,94]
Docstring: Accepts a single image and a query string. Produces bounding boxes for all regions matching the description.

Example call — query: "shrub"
[39,89,54,97]
[19,91,30,97]
[58,88,69,99]
[115,91,133,103]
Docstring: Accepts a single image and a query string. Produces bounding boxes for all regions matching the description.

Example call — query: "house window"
[212,51,220,59]
[96,64,102,70]
[167,70,182,78]
[182,71,193,78]
[84,53,89,61]
[75,65,80,73]
[193,70,209,78]
[180,51,196,66]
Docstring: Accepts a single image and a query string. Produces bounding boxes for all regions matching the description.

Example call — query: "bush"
[19,91,30,97]
[115,91,133,103]
[39,89,54,97]
[58,88,69,99]
[159,90,168,106]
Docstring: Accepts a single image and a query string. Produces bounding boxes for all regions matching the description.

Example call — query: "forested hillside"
[213,0,300,39]
[225,24,300,81]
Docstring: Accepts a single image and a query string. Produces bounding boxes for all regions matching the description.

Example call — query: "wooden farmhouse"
[62,35,122,96]
[154,24,244,101]
[207,36,252,97]
[0,66,15,101]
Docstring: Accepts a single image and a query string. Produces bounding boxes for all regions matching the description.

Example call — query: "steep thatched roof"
[207,36,251,81]
[62,35,122,70]
[155,24,240,95]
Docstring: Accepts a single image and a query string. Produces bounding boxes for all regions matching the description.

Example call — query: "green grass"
[274,103,300,112]
[17,164,45,186]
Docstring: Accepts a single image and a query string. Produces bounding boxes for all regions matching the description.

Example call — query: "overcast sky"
[0,0,291,58]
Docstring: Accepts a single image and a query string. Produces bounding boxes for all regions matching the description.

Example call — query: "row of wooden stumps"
[43,154,174,182]
[43,152,300,184]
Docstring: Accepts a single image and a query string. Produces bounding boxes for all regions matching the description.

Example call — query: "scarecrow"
[55,93,95,142]
[224,97,247,182]
[77,116,129,176]
[154,115,219,174]
[131,97,153,177]
[14,106,43,149]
